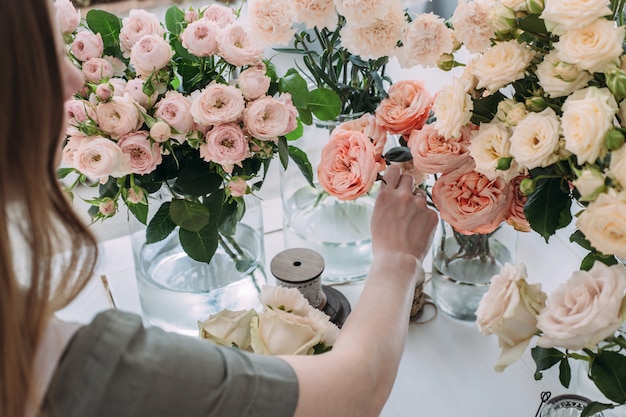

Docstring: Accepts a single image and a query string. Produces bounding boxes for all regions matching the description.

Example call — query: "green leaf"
[590,351,626,403]
[146,202,176,244]
[308,88,342,121]
[285,119,304,141]
[279,70,310,109]
[278,136,290,170]
[532,346,565,372]
[470,91,506,124]
[219,198,242,237]
[581,402,616,417]
[525,178,572,242]
[86,10,121,51]
[169,199,210,232]
[298,107,313,126]
[175,158,222,197]
[128,201,149,225]
[98,177,120,199]
[178,223,218,263]
[385,146,413,163]
[581,252,619,271]
[165,6,185,36]
[288,145,315,187]
[517,14,549,34]
[559,358,572,388]
[57,167,75,179]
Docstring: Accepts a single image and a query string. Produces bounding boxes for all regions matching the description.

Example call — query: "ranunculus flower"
[82,57,113,83]
[117,131,163,175]
[199,309,257,350]
[509,107,562,170]
[243,96,293,140]
[54,0,80,34]
[130,34,173,77]
[199,123,250,169]
[577,190,626,259]
[218,24,265,67]
[73,136,131,179]
[190,83,246,126]
[536,51,593,98]
[95,94,143,139]
[154,91,194,140]
[410,123,473,175]
[246,0,296,46]
[125,78,159,109]
[375,80,432,136]
[450,0,495,53]
[609,145,626,188]
[180,19,221,57]
[120,9,164,57]
[506,175,531,232]
[71,31,104,62]
[237,63,271,101]
[470,121,520,181]
[65,99,96,126]
[227,177,249,197]
[537,262,626,350]
[471,40,534,93]
[150,121,172,143]
[541,0,612,34]
[317,130,379,201]
[396,12,455,69]
[290,0,337,29]
[432,161,513,235]
[476,263,547,372]
[250,309,322,355]
[432,77,474,139]
[562,86,617,165]
[202,3,237,28]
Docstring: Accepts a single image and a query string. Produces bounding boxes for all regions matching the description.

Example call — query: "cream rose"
[246,0,295,46]
[180,19,221,57]
[573,167,606,202]
[410,123,473,175]
[577,190,626,259]
[154,91,194,140]
[375,80,433,136]
[219,24,264,67]
[609,145,626,187]
[190,83,246,126]
[509,107,562,170]
[250,309,322,355]
[117,131,162,175]
[537,262,626,350]
[396,13,455,69]
[471,40,534,93]
[290,0,337,29]
[536,50,593,98]
[450,0,495,53]
[470,121,520,181]
[95,94,143,139]
[555,19,625,74]
[237,63,271,101]
[130,34,173,77]
[199,123,250,168]
[259,285,312,316]
[71,31,104,62]
[54,0,80,34]
[561,86,617,164]
[541,0,612,34]
[203,3,237,28]
[198,309,257,350]
[476,263,547,372]
[82,58,113,83]
[433,77,473,139]
[495,99,528,127]
[502,0,528,11]
[73,136,131,179]
[120,9,164,57]
[243,96,292,140]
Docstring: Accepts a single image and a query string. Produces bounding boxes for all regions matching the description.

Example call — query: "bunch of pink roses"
[56,0,300,263]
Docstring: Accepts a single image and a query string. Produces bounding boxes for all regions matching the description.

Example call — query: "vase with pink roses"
[54,0,312,335]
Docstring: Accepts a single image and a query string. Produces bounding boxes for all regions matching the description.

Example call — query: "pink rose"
[277,93,299,135]
[150,121,172,143]
[118,131,163,175]
[181,19,221,57]
[71,32,104,62]
[54,0,80,34]
[125,78,159,109]
[243,96,294,140]
[130,34,173,77]
[317,130,379,201]
[120,10,164,57]
[227,177,248,197]
[73,136,131,179]
[95,83,113,101]
[432,161,512,234]
[409,123,473,175]
[82,58,113,83]
[127,187,145,204]
[103,56,127,77]
[185,10,199,23]
[237,63,271,101]
[375,80,433,136]
[95,94,143,139]
[505,175,531,232]
[61,136,88,166]
[199,123,250,169]
[333,113,388,155]
[99,198,117,216]
[154,92,194,140]
[65,99,96,126]
[218,24,264,67]
[203,4,237,28]
[108,78,127,96]
[190,83,245,126]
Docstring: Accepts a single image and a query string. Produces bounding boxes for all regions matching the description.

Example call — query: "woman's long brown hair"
[0,1,98,417]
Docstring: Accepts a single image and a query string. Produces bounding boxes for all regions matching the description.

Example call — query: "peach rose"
[199,123,250,168]
[73,136,131,179]
[120,9,164,57]
[125,78,159,109]
[71,31,104,62]
[65,99,96,126]
[318,130,379,201]
[130,34,173,77]
[237,63,271,101]
[409,123,473,175]
[82,58,113,83]
[243,96,293,141]
[181,19,221,57]
[95,94,143,139]
[505,175,531,232]
[375,80,433,136]
[154,92,194,140]
[218,24,264,67]
[202,3,237,28]
[117,131,162,175]
[190,83,246,126]
[54,0,80,34]
[332,113,388,155]
[432,161,513,234]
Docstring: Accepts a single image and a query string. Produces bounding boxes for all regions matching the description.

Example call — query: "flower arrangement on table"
[54,0,304,264]
[199,285,339,355]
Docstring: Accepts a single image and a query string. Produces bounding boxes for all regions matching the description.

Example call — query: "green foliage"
[86,10,121,58]
[524,178,572,242]
[146,202,177,244]
[590,351,626,403]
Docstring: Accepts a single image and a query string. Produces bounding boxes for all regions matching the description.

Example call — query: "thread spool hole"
[293,261,302,267]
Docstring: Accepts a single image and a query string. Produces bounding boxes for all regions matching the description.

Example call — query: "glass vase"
[280,114,378,285]
[540,394,605,417]
[129,189,268,337]
[430,220,517,321]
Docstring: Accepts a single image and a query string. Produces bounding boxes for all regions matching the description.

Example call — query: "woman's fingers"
[380,164,402,189]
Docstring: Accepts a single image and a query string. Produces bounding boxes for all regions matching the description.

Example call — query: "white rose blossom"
[476,263,547,372]
[502,0,527,12]
[509,107,562,170]
[451,0,496,54]
[561,86,618,165]
[541,0,612,34]
[471,40,534,93]
[573,166,606,202]
[577,190,626,259]
[432,77,473,139]
[495,99,527,127]
[470,121,520,181]
[198,309,258,350]
[609,145,626,188]
[251,309,322,355]
[535,50,593,98]
[396,13,455,69]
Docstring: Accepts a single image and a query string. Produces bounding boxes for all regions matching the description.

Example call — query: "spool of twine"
[409,266,437,323]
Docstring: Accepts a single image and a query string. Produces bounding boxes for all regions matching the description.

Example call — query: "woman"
[0,1,438,417]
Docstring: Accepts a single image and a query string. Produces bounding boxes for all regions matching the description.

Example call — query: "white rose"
[537,262,626,350]
[609,145,626,187]
[471,40,534,93]
[573,166,606,202]
[250,309,322,355]
[476,263,547,372]
[509,107,562,170]
[433,77,473,139]
[259,285,312,316]
[469,121,520,181]
[198,309,257,350]
[536,50,593,98]
[495,99,528,127]
[555,19,625,74]
[577,190,626,258]
[541,0,612,34]
[562,86,617,164]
